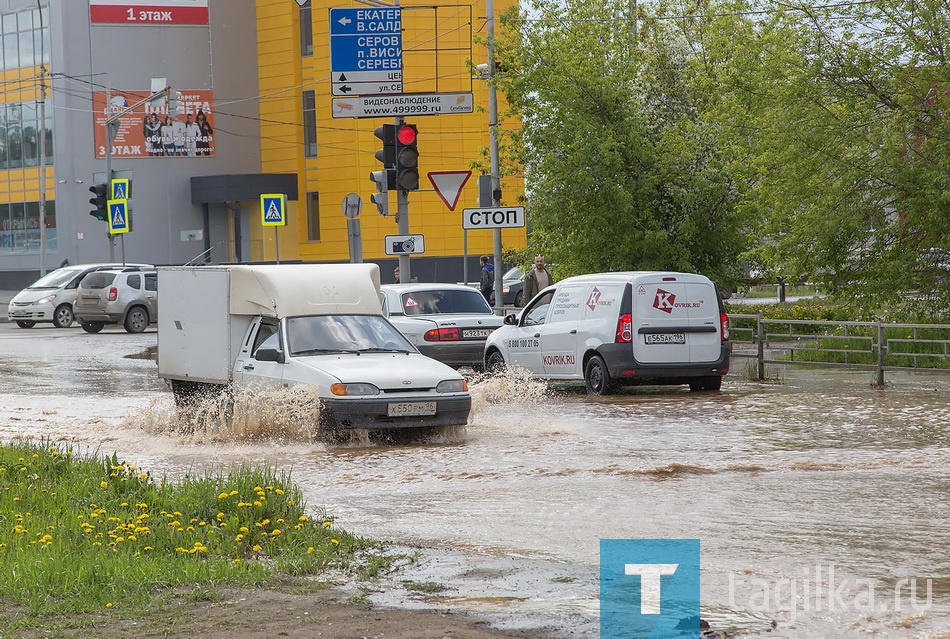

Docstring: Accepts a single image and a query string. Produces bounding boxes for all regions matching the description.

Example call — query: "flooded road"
[1,325,949,637]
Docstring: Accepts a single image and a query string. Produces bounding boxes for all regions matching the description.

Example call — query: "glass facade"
[0,200,57,251]
[306,191,319,241]
[1,7,49,70]
[0,6,55,253]
[299,0,312,57]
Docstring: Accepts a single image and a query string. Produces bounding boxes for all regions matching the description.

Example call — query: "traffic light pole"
[396,115,409,283]
[104,89,116,262]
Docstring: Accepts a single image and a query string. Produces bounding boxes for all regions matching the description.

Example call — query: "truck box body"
[157,264,382,385]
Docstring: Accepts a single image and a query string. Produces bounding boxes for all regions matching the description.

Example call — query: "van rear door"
[632,275,720,364]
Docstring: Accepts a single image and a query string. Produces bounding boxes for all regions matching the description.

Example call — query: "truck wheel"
[53,304,74,328]
[15,321,35,329]
[124,306,149,333]
[486,349,506,374]
[81,321,105,334]
[584,355,616,395]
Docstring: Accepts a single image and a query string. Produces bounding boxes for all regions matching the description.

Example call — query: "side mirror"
[504,314,517,325]
[255,347,283,363]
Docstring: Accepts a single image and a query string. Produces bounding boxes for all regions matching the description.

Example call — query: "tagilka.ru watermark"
[601,539,701,639]
[729,563,933,621]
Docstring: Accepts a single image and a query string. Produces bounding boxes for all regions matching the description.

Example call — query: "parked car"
[484,271,731,394]
[500,266,525,307]
[7,262,153,329]
[380,283,504,369]
[74,268,158,333]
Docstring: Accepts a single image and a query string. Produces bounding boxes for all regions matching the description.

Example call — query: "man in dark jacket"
[523,254,554,302]
[479,255,494,303]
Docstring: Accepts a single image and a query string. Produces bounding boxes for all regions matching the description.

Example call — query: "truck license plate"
[645,333,686,345]
[463,329,492,338]
[388,401,437,417]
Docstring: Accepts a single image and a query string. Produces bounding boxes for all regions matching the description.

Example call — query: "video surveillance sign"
[385,234,425,255]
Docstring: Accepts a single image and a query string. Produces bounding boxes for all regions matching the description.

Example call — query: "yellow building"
[255,0,524,281]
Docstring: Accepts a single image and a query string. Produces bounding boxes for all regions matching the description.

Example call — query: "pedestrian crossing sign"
[110,178,130,201]
[260,193,287,227]
[107,199,130,235]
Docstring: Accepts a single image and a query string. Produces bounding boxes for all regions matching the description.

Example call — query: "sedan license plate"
[462,329,492,338]
[645,333,686,345]
[388,401,437,417]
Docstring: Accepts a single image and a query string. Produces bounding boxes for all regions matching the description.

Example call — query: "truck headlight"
[330,383,379,396]
[436,379,468,393]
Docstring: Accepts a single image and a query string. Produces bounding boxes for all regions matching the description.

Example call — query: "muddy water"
[1,329,949,637]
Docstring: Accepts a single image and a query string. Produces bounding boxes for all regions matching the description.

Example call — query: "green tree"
[495,0,747,287]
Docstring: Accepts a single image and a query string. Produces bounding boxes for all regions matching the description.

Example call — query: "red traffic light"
[396,124,417,145]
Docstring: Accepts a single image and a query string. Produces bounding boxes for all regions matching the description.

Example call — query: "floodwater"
[1,327,949,638]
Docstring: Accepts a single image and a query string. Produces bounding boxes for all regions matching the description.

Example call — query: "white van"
[484,271,730,394]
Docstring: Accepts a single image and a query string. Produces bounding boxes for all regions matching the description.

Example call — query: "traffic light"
[374,124,395,168]
[369,170,389,216]
[394,123,419,191]
[88,183,108,222]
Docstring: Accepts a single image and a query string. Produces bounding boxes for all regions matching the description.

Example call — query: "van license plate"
[388,401,437,417]
[645,333,686,344]
[463,329,492,338]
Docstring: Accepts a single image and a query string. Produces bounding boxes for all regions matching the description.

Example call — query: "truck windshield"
[286,315,415,356]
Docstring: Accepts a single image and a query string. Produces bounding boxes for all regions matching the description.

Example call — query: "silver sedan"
[380,283,503,369]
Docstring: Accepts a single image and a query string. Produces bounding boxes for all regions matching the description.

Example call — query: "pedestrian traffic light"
[369,170,389,216]
[374,124,395,168]
[88,183,108,222]
[394,123,419,191]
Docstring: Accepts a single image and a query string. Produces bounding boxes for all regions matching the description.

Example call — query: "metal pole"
[876,321,885,387]
[37,0,47,276]
[105,87,115,262]
[487,0,503,314]
[756,312,765,381]
[396,116,409,282]
[275,227,280,264]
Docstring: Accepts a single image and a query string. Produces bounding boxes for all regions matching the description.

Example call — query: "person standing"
[523,254,554,302]
[184,113,201,157]
[479,255,494,303]
[195,110,213,156]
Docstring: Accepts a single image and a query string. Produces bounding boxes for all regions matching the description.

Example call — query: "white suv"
[484,271,731,394]
[74,268,158,333]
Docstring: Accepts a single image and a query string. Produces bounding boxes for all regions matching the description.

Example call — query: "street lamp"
[37,0,47,276]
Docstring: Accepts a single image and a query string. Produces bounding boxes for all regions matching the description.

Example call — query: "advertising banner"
[89,0,209,25]
[93,90,216,159]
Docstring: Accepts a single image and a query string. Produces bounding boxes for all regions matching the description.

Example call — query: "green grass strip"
[0,438,374,619]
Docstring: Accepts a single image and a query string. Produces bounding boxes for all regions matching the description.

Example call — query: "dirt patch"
[5,584,562,639]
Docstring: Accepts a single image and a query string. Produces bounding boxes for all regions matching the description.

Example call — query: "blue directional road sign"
[260,194,287,227]
[329,7,403,96]
[107,199,130,235]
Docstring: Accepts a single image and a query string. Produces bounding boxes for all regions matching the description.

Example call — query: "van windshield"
[26,268,86,289]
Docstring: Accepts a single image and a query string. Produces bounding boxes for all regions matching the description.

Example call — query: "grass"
[0,438,387,628]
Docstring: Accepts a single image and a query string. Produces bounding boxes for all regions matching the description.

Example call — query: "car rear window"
[401,289,493,315]
[80,273,117,289]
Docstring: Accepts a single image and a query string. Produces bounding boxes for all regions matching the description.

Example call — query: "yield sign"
[427,170,472,211]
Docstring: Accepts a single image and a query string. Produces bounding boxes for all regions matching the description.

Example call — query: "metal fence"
[728,313,950,384]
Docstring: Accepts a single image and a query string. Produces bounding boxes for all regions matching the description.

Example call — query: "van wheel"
[704,376,723,391]
[584,355,616,395]
[53,304,74,328]
[486,350,506,374]
[15,321,35,329]
[124,306,149,333]
[81,321,105,334]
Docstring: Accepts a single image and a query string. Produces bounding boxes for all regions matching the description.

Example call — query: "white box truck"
[157,263,471,430]
[484,271,731,394]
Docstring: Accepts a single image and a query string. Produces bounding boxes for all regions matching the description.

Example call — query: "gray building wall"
[0,0,261,289]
